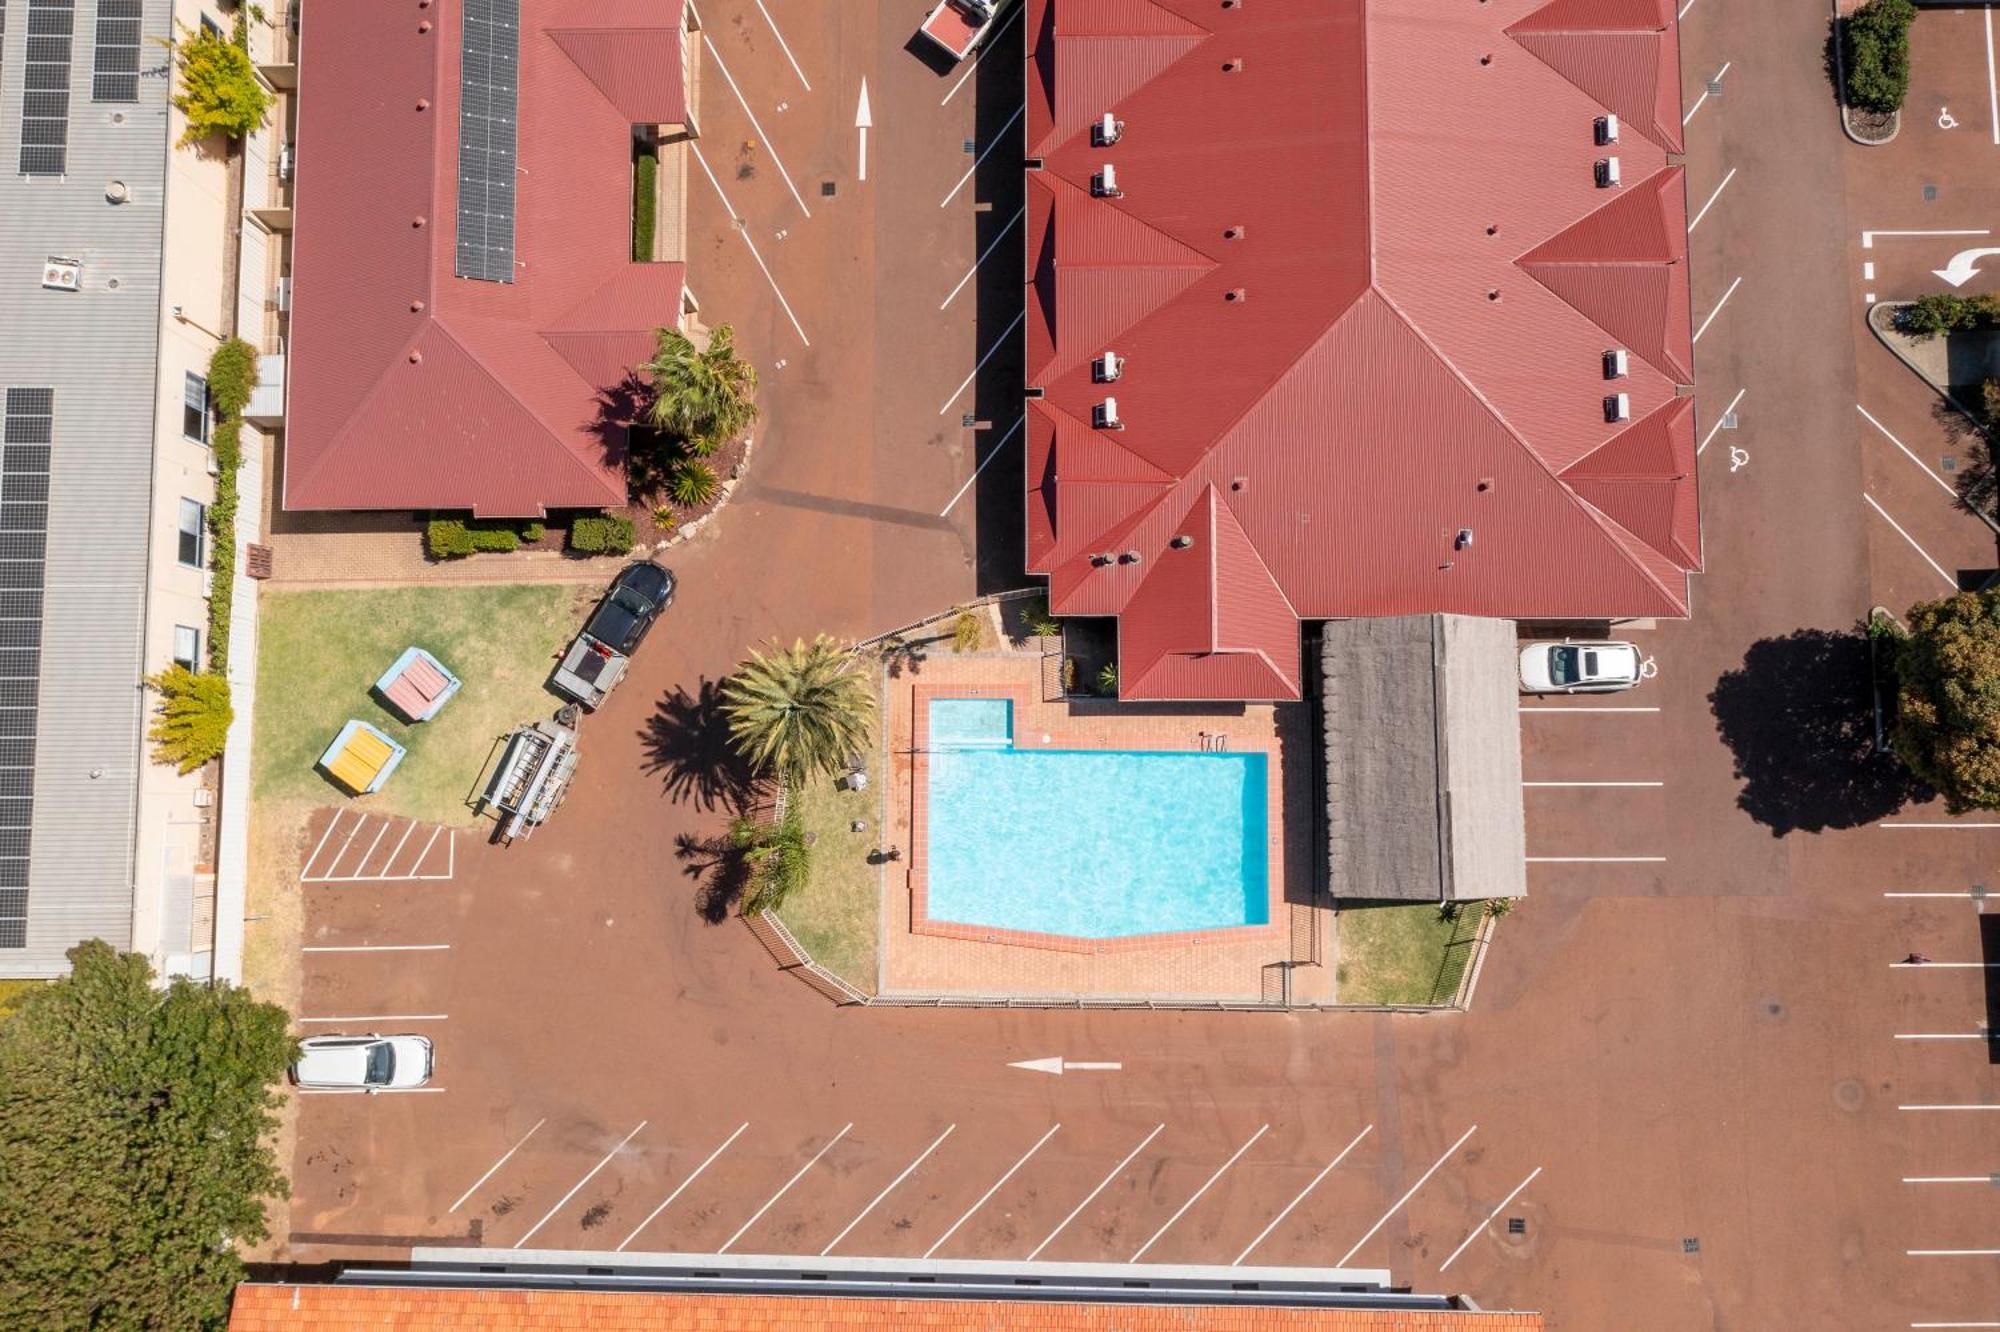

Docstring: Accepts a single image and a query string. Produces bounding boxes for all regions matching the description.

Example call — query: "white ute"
[1518,639,1644,694]
[291,1034,434,1092]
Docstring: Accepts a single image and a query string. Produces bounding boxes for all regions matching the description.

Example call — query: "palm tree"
[723,636,874,788]
[729,804,811,915]
[640,323,759,452]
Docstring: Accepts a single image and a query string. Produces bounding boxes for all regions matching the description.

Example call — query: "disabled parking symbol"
[1939,106,1960,130]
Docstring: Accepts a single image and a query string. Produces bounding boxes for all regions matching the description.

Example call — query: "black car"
[551,561,675,707]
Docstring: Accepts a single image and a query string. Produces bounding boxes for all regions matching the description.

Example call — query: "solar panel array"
[19,0,75,177]
[91,0,142,102]
[455,0,520,283]
[0,390,50,949]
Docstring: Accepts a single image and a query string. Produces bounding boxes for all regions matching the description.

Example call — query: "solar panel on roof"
[19,0,75,176]
[91,0,142,102]
[455,0,520,283]
[0,389,48,949]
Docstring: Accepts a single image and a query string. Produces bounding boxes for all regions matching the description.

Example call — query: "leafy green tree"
[640,324,759,454]
[1844,0,1917,114]
[0,941,295,1330]
[1891,591,2000,810]
[729,802,811,915]
[170,23,271,145]
[723,635,874,788]
[146,665,233,773]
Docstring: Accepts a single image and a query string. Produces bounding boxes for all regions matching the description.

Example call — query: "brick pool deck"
[882,654,1328,1001]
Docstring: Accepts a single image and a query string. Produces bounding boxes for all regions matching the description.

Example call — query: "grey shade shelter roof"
[1321,615,1527,902]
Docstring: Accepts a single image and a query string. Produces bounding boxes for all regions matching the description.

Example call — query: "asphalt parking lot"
[279,2,2000,1327]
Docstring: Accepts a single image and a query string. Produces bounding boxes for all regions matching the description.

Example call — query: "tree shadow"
[584,371,648,474]
[638,678,755,812]
[1709,628,1928,836]
[675,830,750,924]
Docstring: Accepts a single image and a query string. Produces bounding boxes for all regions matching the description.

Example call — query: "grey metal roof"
[1321,615,1527,903]
[0,0,172,972]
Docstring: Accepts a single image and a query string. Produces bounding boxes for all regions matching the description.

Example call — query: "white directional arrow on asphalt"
[856,79,872,183]
[1009,1056,1123,1075]
[1933,247,2000,288]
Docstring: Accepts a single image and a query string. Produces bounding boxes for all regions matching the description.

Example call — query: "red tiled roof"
[284,0,690,518]
[226,1286,1544,1330]
[1024,0,1700,701]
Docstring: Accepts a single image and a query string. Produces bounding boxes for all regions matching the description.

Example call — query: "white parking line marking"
[1892,962,2000,969]
[302,944,451,953]
[1338,1125,1477,1268]
[1861,229,1992,249]
[702,35,811,219]
[302,810,347,878]
[618,1122,749,1252]
[1697,388,1746,456]
[348,819,391,877]
[1687,166,1736,231]
[1682,62,1731,126]
[448,1118,547,1214]
[514,1121,649,1249]
[1903,1176,1997,1184]
[1894,1033,1992,1041]
[379,819,419,876]
[1864,492,1958,590]
[320,813,369,878]
[941,105,1025,208]
[940,415,1025,516]
[1523,781,1664,788]
[1909,1249,2000,1257]
[719,1124,853,1254]
[1858,404,1959,500]
[1692,275,1741,343]
[941,206,1026,310]
[1901,1104,2000,1111]
[821,1125,957,1256]
[1987,5,1998,147]
[1882,823,2000,830]
[939,310,1026,414]
[1440,1166,1543,1273]
[941,3,1025,106]
[1912,1322,2000,1329]
[1131,1124,1270,1263]
[1526,856,1667,864]
[296,1086,447,1095]
[1884,891,1993,898]
[1027,1123,1163,1261]
[691,144,811,346]
[926,1123,1061,1260]
[1677,0,1698,17]
[297,1013,447,1023]
[1233,1125,1372,1266]
[753,0,811,92]
[1519,706,1660,714]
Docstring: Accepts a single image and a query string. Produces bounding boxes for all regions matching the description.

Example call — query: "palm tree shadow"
[675,831,750,924]
[1709,628,1929,835]
[639,678,756,812]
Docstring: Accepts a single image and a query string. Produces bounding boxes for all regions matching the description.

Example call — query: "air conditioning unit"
[201,570,216,599]
[1093,397,1123,430]
[276,277,292,313]
[1092,113,1123,147]
[1602,348,1629,380]
[192,788,214,808]
[206,452,220,477]
[1604,392,1631,423]
[1093,350,1123,383]
[1091,164,1122,198]
[1594,156,1621,189]
[277,143,294,183]
[40,256,82,292]
[1594,113,1619,146]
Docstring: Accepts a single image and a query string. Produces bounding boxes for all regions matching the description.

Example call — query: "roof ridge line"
[287,317,438,501]
[1036,397,1176,482]
[435,319,627,504]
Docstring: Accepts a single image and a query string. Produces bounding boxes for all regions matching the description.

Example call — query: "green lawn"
[773,778,879,994]
[252,584,582,826]
[1334,902,1484,1006]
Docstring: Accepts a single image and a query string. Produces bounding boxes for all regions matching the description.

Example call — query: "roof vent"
[1222,58,1244,73]
[1093,351,1124,383]
[1604,392,1631,423]
[1091,164,1122,198]
[1092,113,1123,147]
[1225,287,1247,303]
[1603,348,1629,380]
[409,350,424,365]
[1093,397,1123,430]
[40,256,82,292]
[412,214,428,228]
[1594,113,1619,146]
[1455,528,1474,550]
[105,180,129,204]
[1170,534,1194,549]
[1594,156,1621,189]
[1121,549,1143,564]
[1224,225,1246,241]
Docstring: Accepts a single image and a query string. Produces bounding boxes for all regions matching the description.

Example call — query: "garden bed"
[1334,901,1486,1006]
[771,778,880,994]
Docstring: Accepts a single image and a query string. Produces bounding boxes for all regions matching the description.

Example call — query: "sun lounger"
[318,719,407,795]
[375,646,462,723]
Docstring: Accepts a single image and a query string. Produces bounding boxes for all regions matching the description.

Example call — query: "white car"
[291,1034,433,1092]
[1518,639,1643,694]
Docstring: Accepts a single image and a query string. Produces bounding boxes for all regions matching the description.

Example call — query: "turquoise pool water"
[924,699,1269,938]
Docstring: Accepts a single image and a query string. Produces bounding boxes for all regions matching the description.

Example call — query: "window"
[199,12,222,38]
[182,373,209,443]
[172,625,199,672]
[177,498,205,569]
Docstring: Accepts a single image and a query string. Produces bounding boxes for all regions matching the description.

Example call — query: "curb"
[649,432,760,555]
[1831,0,1900,146]
[1865,304,2000,521]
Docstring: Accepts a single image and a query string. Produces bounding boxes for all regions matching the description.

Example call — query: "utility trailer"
[482,711,580,843]
[918,0,998,62]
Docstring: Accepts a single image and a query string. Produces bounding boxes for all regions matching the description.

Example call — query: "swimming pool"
[922,698,1270,939]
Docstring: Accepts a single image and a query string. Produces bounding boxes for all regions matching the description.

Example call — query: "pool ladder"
[1197,731,1229,752]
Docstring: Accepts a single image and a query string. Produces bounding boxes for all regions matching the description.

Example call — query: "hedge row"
[569,513,636,555]
[1845,0,1916,115]
[426,516,547,559]
[1896,293,2000,341]
[204,338,256,676]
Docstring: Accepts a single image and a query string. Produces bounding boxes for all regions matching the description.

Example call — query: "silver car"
[291,1034,433,1092]
[1518,639,1643,694]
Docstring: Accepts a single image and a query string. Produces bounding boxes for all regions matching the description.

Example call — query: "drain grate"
[1507,1217,1526,1235]
[1682,1237,1700,1255]
[1924,184,1939,202]
[1943,456,1958,472]
[962,412,978,428]
[963,138,977,153]
[1720,412,1739,430]
[821,180,837,197]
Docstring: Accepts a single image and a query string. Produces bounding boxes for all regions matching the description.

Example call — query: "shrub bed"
[1844,0,1916,114]
[568,513,636,555]
[425,515,546,559]
[1896,292,2000,341]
